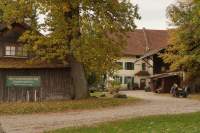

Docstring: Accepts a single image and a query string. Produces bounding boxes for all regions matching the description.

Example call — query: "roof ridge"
[142,28,150,52]
[135,29,167,31]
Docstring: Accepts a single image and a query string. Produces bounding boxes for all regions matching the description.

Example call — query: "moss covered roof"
[0,58,69,69]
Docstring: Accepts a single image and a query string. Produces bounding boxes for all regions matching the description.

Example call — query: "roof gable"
[0,23,28,43]
[0,23,68,69]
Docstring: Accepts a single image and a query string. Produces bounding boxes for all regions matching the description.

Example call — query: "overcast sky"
[131,0,176,30]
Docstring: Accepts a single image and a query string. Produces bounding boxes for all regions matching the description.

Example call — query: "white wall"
[112,56,153,88]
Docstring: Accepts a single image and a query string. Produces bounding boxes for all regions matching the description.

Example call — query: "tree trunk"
[64,2,88,99]
[69,56,89,99]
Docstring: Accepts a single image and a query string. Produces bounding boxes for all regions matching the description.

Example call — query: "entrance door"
[140,79,146,90]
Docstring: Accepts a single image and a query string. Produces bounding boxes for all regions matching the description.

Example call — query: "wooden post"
[34,89,37,102]
[14,88,18,102]
[40,88,43,102]
[27,90,30,102]
[7,87,9,102]
[21,89,24,102]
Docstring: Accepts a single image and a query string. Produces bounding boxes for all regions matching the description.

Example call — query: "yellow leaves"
[62,3,71,13]
[32,44,38,51]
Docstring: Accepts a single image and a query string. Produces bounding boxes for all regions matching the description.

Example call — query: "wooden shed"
[0,23,87,102]
[150,71,183,93]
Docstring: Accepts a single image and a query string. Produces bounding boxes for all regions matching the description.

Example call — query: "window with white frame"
[5,46,16,56]
[5,45,28,57]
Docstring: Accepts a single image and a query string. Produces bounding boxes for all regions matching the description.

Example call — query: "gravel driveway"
[1,91,200,133]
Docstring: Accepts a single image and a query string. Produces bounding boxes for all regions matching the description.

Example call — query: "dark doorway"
[140,79,146,90]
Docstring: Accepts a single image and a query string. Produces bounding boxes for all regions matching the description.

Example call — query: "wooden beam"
[142,58,153,68]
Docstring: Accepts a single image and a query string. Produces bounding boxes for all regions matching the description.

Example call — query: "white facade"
[112,56,153,89]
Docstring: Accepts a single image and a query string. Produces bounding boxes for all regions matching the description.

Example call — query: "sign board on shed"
[6,76,41,88]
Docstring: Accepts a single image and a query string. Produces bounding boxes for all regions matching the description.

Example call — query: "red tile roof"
[123,29,169,56]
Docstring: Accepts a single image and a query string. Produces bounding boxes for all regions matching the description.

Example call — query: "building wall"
[0,68,72,102]
[112,56,153,89]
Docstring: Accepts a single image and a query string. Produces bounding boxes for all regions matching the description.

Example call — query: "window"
[5,46,28,57]
[140,79,146,89]
[124,76,134,84]
[116,62,123,69]
[113,76,123,84]
[125,62,134,70]
[17,47,28,57]
[5,46,16,56]
[142,63,146,71]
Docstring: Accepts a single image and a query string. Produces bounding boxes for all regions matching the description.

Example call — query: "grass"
[90,91,106,97]
[0,92,139,115]
[47,112,200,133]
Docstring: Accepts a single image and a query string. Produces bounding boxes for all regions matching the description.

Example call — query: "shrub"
[113,93,128,99]
[100,94,106,97]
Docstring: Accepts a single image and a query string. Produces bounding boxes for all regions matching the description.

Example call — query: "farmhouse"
[0,23,88,102]
[112,28,169,90]
[138,48,184,93]
[133,32,198,93]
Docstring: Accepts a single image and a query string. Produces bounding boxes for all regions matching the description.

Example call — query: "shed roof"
[0,58,69,69]
[150,71,182,80]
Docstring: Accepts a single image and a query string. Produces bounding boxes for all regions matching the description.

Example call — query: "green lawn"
[0,94,138,115]
[48,112,200,133]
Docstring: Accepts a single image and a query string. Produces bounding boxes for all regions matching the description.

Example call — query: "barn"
[0,23,88,102]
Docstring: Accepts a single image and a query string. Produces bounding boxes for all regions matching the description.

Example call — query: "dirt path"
[1,91,200,133]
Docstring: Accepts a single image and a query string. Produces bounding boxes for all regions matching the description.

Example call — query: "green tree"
[0,0,139,99]
[161,0,200,79]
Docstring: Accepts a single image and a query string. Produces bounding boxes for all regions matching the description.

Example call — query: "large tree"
[161,0,200,79]
[0,0,139,99]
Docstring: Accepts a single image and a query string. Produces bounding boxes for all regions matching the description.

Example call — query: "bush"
[100,94,106,97]
[113,93,128,99]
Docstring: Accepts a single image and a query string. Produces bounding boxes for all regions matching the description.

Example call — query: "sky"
[131,0,176,30]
